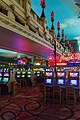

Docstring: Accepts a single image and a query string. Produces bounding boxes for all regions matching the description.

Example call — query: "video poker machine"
[56,72,66,88]
[44,70,54,102]
[44,71,54,87]
[0,71,10,95]
[15,71,21,85]
[68,72,79,89]
[2,71,10,84]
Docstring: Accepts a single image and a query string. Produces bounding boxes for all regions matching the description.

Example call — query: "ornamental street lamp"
[57,21,60,37]
[40,0,46,18]
[61,29,65,48]
[50,11,56,80]
[50,11,55,30]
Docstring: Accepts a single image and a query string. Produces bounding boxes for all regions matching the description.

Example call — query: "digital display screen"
[22,72,26,74]
[46,72,53,77]
[3,78,9,83]
[46,79,52,84]
[17,72,20,74]
[69,79,78,87]
[22,75,25,77]
[4,73,9,77]
[69,72,78,78]
[44,78,53,86]
[56,79,65,86]
[57,72,65,77]
[27,72,31,74]
[17,75,20,78]
[37,74,40,76]
[27,75,31,78]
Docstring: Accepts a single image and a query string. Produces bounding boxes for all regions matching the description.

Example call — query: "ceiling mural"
[32,0,80,51]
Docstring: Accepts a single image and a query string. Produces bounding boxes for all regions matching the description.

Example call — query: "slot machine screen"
[69,72,78,78]
[17,75,20,78]
[69,79,79,87]
[22,72,26,74]
[44,78,53,86]
[57,72,65,78]
[46,72,53,77]
[22,75,25,78]
[4,73,9,77]
[27,72,31,74]
[3,78,9,83]
[37,71,40,76]
[56,79,65,87]
[27,75,31,78]
[17,72,20,74]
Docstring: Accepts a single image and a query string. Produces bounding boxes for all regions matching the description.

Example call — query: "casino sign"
[48,52,80,66]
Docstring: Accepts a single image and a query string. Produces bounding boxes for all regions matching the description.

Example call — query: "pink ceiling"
[0,27,53,58]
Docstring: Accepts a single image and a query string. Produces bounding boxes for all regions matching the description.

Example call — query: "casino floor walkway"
[0,86,80,120]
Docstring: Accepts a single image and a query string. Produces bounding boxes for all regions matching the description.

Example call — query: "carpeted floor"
[0,86,80,120]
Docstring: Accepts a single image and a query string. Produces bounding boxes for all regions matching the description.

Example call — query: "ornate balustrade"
[0,0,64,55]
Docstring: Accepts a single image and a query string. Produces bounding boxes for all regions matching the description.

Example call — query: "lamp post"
[57,21,60,37]
[40,0,46,18]
[50,11,56,80]
[51,11,55,30]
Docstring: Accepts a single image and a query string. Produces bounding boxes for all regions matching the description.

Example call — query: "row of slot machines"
[44,71,79,89]
[0,70,43,84]
[15,70,42,79]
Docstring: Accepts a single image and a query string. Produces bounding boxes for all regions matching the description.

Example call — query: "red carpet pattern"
[0,86,80,120]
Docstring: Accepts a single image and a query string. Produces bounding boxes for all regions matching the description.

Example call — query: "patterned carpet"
[0,86,80,120]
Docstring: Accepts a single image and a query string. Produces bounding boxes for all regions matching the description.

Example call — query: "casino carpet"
[0,86,80,120]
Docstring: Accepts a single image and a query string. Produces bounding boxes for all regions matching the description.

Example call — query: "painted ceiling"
[32,0,80,51]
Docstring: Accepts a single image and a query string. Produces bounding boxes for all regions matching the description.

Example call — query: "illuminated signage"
[60,53,80,62]
[56,63,67,66]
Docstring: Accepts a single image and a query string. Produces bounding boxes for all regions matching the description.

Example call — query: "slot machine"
[2,71,10,84]
[44,70,54,102]
[15,71,21,78]
[1,71,10,95]
[44,71,54,87]
[56,72,66,88]
[68,72,79,89]
[36,71,41,77]
[21,71,27,87]
[15,71,21,85]
[21,71,26,78]
[27,71,32,86]
[27,71,32,78]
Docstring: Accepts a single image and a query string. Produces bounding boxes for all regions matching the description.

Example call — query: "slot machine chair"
[66,86,76,105]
